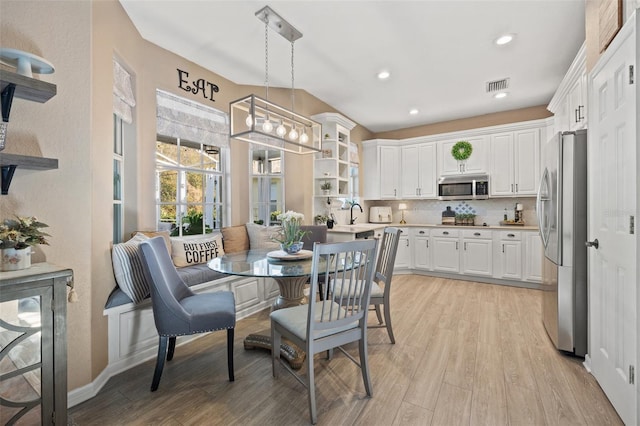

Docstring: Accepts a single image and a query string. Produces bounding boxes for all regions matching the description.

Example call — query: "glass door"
[250,148,284,225]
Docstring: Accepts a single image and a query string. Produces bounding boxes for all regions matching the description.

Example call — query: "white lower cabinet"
[412,228,430,270]
[494,231,523,280]
[524,231,543,282]
[395,228,411,269]
[461,230,493,276]
[431,228,460,273]
[388,227,541,285]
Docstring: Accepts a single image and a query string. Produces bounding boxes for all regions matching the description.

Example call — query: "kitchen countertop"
[327,223,539,233]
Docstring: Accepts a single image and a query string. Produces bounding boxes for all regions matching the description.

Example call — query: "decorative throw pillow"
[245,222,282,250]
[171,234,225,268]
[111,233,150,304]
[220,225,250,253]
[132,230,172,255]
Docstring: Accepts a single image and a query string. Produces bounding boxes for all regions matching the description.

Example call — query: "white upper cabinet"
[362,140,400,200]
[363,119,547,200]
[548,42,587,133]
[380,145,400,199]
[438,136,488,175]
[401,143,437,198]
[489,128,540,197]
[568,69,588,131]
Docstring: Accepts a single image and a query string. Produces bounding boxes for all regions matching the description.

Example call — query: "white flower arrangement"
[273,210,309,249]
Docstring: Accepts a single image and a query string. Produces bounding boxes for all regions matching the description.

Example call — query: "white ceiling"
[119,0,585,133]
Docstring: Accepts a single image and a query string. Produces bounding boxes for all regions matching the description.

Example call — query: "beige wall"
[0,0,93,388]
[372,105,552,140]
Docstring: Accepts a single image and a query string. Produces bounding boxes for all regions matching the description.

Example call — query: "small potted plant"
[320,181,332,194]
[314,214,329,225]
[0,216,50,271]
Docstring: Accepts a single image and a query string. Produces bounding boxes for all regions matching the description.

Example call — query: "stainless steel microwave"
[438,174,490,200]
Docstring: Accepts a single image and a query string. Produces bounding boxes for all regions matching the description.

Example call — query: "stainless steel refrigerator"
[536,130,588,356]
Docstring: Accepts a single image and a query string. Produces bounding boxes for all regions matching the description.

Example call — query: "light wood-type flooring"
[68,275,623,425]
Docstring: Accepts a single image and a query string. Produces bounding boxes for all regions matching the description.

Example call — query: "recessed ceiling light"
[409,109,419,115]
[377,70,390,80]
[495,34,514,45]
[494,92,508,99]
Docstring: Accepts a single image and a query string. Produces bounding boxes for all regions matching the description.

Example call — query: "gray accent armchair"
[138,236,236,391]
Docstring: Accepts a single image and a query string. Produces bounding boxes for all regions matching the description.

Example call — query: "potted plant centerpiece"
[320,181,332,194]
[0,216,50,271]
[273,211,309,254]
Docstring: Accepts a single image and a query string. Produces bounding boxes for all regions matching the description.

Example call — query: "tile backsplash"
[352,198,538,227]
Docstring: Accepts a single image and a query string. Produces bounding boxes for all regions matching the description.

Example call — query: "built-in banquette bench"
[103,223,284,373]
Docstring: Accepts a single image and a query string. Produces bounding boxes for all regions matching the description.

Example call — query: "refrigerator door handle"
[537,167,550,248]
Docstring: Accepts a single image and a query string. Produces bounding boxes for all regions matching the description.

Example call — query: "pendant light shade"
[229,5,321,155]
[230,94,321,154]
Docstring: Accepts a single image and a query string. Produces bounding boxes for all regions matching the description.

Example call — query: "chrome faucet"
[350,202,363,225]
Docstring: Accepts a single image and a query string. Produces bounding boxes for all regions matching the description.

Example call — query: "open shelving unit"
[311,113,356,222]
[1,69,58,194]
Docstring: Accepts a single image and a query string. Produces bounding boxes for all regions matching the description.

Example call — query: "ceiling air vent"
[486,78,510,93]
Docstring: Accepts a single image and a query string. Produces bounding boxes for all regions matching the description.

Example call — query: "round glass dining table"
[208,248,321,310]
[209,248,324,368]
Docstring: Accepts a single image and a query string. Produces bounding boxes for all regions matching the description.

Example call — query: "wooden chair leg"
[151,336,169,392]
[383,303,395,344]
[307,350,317,424]
[167,336,177,361]
[374,304,384,324]
[227,328,235,382]
[359,336,373,397]
[271,322,281,378]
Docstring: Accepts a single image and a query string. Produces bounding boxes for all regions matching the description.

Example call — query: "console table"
[0,263,71,425]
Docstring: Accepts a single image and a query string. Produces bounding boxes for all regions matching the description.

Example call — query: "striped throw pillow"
[111,233,150,304]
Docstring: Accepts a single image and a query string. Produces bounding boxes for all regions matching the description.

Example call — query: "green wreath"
[451,140,473,161]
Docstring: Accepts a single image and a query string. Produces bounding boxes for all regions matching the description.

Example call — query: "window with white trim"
[155,90,229,236]
[113,58,136,243]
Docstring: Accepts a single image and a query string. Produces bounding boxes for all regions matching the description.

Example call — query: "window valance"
[156,89,229,148]
[113,59,136,124]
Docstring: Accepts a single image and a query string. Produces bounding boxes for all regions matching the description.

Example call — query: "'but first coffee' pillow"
[171,234,225,267]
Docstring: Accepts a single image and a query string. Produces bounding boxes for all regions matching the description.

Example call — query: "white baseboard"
[583,353,592,373]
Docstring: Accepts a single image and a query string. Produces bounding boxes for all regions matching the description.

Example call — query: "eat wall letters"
[177,68,219,102]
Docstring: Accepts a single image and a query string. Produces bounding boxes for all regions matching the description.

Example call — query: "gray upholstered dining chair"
[332,227,402,343]
[270,238,379,424]
[300,225,327,251]
[138,236,236,392]
[300,225,328,298]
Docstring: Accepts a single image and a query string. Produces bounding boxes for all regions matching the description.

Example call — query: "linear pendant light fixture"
[230,6,321,155]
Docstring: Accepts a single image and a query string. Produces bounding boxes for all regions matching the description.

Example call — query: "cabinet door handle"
[427,240,429,248]
[406,239,409,247]
[474,232,481,236]
[575,108,579,123]
[464,242,467,250]
[419,230,425,234]
[443,231,449,235]
[502,244,505,253]
[578,105,584,121]
[515,183,518,192]
[508,233,515,237]
[456,241,459,250]
[511,184,514,192]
